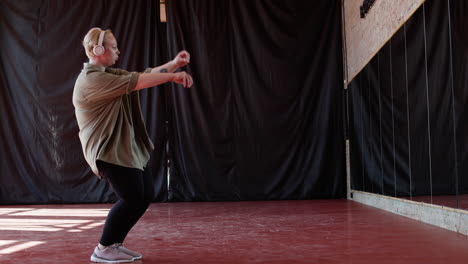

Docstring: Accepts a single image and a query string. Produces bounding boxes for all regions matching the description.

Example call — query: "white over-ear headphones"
[93,30,106,56]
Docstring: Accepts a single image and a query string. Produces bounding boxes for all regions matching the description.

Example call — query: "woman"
[73,27,193,263]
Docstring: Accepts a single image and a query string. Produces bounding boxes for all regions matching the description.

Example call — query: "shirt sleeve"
[106,67,153,75]
[84,71,139,103]
[106,68,131,75]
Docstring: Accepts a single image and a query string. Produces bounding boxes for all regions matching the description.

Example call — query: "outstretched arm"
[134,71,193,91]
[135,50,192,90]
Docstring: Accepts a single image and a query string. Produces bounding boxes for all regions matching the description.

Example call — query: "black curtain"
[349,0,467,198]
[0,0,168,204]
[0,0,346,204]
[452,0,468,195]
[165,0,345,201]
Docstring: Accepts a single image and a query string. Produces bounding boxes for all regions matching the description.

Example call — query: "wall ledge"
[350,190,468,236]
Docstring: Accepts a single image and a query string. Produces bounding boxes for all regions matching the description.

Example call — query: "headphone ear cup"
[93,45,105,56]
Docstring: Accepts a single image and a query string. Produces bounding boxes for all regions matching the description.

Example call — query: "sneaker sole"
[90,253,135,263]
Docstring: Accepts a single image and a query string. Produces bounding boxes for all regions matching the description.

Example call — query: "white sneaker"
[115,243,143,260]
[90,244,135,263]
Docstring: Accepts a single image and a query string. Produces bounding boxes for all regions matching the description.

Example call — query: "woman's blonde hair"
[82,27,112,59]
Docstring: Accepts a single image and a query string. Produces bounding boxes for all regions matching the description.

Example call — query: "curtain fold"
[166,0,345,201]
[0,0,346,204]
[0,0,168,204]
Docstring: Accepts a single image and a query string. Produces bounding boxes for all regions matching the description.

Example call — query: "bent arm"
[151,61,178,73]
[151,50,191,73]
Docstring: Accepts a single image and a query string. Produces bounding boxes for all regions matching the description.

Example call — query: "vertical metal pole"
[341,0,351,199]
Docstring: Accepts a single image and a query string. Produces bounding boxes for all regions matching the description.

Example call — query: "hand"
[172,71,193,88]
[172,50,190,68]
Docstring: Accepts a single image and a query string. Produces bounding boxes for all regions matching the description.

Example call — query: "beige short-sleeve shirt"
[73,63,154,178]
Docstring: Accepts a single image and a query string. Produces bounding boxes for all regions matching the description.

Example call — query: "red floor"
[1,200,468,263]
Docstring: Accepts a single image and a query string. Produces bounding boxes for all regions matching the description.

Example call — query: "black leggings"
[97,161,154,246]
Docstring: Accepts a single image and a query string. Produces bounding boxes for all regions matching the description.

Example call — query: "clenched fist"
[172,71,193,88]
[173,50,190,68]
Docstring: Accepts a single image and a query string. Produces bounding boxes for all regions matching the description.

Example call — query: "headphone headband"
[97,30,105,47]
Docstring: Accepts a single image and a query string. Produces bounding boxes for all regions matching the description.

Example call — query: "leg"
[113,169,155,243]
[97,161,155,246]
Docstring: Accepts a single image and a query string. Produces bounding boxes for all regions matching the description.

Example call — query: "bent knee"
[124,193,153,207]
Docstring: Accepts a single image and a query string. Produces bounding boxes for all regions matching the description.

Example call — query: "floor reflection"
[0,205,109,257]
